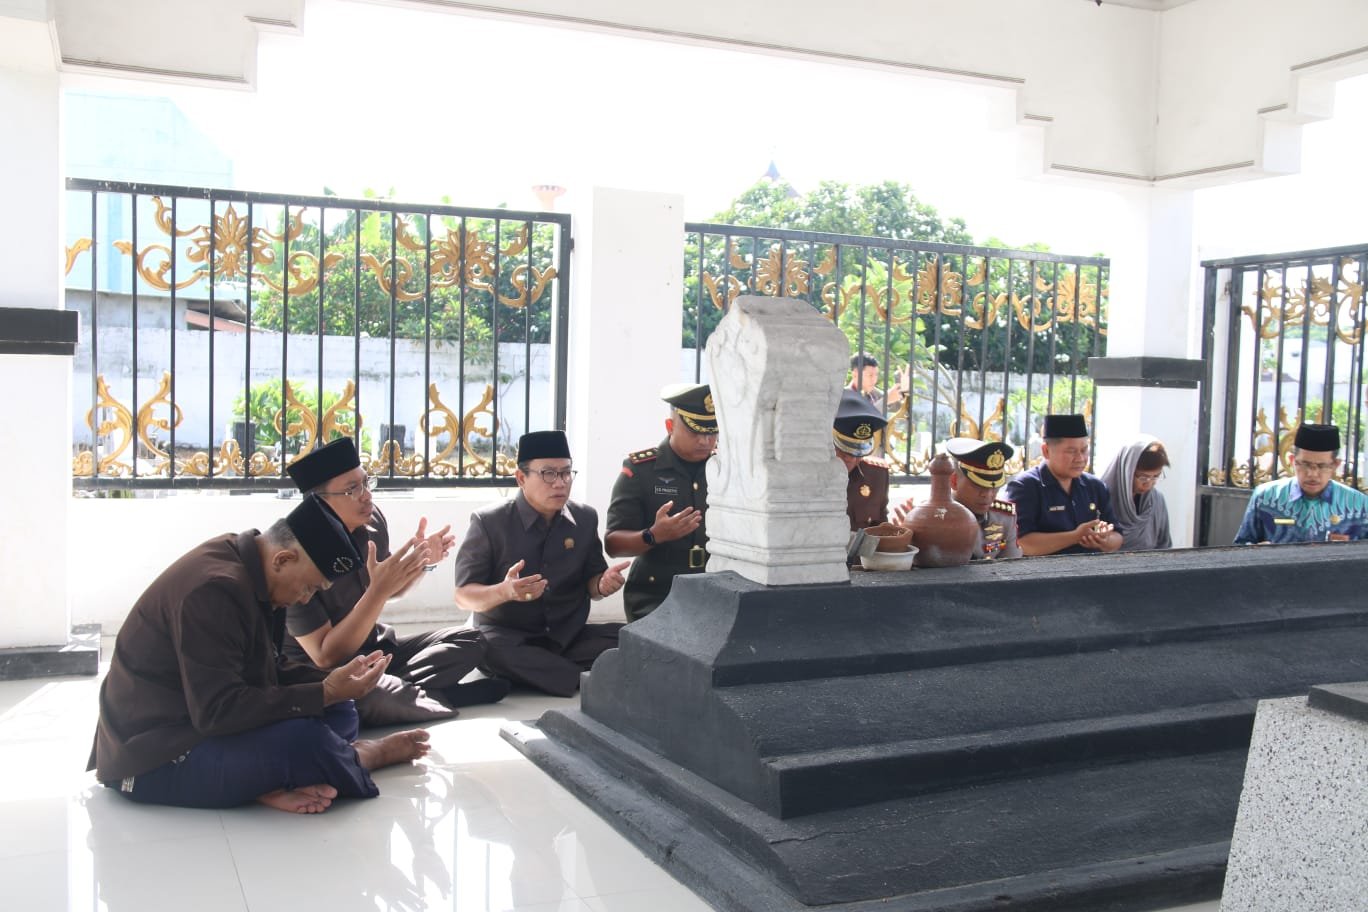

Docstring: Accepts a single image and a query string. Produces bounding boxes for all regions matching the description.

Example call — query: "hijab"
[1099,435,1172,551]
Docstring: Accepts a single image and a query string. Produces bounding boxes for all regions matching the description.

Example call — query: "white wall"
[0,10,72,649]
[1157,0,1368,179]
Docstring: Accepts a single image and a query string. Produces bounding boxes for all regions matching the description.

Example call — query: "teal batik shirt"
[1234,477,1368,544]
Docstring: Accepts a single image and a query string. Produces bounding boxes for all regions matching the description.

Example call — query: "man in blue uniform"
[834,390,890,530]
[605,384,717,621]
[1235,422,1368,544]
[1004,414,1122,556]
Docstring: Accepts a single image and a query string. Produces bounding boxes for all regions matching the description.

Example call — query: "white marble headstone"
[704,295,851,585]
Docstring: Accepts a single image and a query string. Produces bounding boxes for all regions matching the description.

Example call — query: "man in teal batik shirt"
[1235,423,1368,544]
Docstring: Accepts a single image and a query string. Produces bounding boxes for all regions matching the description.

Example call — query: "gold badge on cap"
[703,393,714,413]
[563,537,575,550]
[988,452,1005,469]
[854,423,873,440]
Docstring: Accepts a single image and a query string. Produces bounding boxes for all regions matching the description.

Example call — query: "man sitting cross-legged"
[454,430,630,697]
[88,495,429,814]
[282,438,510,726]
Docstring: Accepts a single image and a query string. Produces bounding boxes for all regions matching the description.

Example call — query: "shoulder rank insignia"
[992,499,1016,516]
[629,447,658,465]
[863,456,891,470]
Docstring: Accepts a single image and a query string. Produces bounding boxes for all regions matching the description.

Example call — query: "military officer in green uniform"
[943,437,1023,560]
[605,383,718,622]
[834,390,891,530]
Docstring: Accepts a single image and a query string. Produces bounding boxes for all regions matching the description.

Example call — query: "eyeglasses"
[1134,471,1165,484]
[319,474,378,499]
[532,468,577,484]
[1294,460,1338,474]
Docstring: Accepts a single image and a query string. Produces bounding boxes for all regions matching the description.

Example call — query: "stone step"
[523,709,1241,911]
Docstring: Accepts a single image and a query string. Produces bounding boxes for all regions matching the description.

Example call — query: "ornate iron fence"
[683,223,1108,477]
[65,179,570,489]
[1199,243,1368,494]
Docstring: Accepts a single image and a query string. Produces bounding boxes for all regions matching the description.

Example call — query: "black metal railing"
[1199,243,1368,493]
[65,179,571,489]
[683,223,1108,477]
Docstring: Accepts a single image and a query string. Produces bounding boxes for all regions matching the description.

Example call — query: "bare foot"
[353,729,431,771]
[257,783,338,814]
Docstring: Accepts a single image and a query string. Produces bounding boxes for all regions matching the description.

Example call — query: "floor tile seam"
[217,809,254,912]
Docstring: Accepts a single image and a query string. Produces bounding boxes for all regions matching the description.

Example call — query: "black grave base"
[0,624,99,680]
[504,544,1368,911]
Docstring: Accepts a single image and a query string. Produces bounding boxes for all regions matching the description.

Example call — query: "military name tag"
[1048,505,1066,512]
[1273,517,1295,525]
[654,485,679,496]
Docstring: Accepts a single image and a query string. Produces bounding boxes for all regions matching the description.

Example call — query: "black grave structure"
[504,542,1368,912]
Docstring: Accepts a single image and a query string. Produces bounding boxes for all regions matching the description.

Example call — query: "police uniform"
[1235,423,1368,544]
[835,390,890,531]
[606,384,716,622]
[944,437,1023,560]
[1003,414,1116,556]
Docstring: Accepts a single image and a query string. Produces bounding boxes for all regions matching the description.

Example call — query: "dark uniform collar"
[513,489,577,530]
[1038,463,1068,489]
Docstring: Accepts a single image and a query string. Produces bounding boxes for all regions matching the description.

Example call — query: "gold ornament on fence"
[70,201,556,311]
[74,371,520,481]
[1244,258,1364,345]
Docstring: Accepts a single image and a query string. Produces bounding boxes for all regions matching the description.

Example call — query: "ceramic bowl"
[860,547,919,571]
[864,522,914,553]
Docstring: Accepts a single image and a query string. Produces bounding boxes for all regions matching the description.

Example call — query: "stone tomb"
[504,295,1368,909]
[508,546,1368,911]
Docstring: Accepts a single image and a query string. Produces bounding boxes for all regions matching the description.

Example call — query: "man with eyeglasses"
[89,494,432,814]
[1235,423,1368,544]
[1004,414,1123,556]
[283,438,510,727]
[605,383,717,621]
[454,430,630,696]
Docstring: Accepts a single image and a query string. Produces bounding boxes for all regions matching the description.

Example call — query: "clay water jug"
[906,453,978,567]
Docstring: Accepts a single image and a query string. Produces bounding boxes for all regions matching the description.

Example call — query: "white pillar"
[1093,187,1204,547]
[565,187,685,515]
[0,5,73,650]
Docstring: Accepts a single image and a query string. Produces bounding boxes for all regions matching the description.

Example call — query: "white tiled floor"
[0,648,1222,912]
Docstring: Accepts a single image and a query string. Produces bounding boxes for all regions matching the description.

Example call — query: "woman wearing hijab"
[1100,436,1172,551]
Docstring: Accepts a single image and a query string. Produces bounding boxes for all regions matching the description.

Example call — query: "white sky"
[68,0,1368,258]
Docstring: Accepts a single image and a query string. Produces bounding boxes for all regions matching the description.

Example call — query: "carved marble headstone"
[704,295,850,585]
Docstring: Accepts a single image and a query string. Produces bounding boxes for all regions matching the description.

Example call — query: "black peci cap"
[1042,414,1089,439]
[286,437,361,492]
[517,430,572,463]
[1294,423,1340,452]
[284,494,362,581]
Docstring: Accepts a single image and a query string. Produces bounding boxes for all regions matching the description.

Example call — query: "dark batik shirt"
[1005,464,1116,555]
[89,531,328,781]
[454,492,608,647]
[283,508,398,663]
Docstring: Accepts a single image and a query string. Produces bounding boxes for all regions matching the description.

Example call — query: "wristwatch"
[641,527,657,547]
